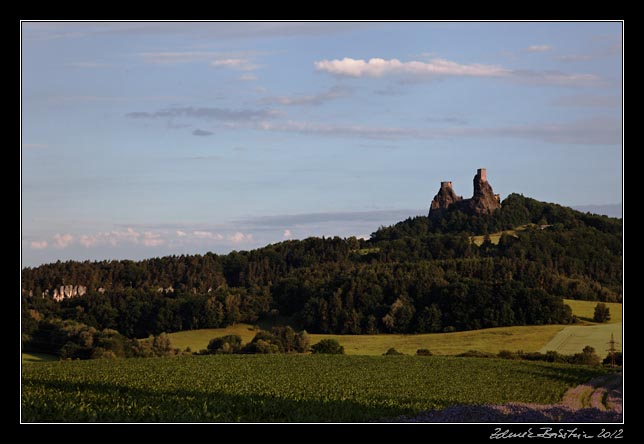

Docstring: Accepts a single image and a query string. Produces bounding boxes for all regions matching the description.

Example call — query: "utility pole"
[607,333,617,368]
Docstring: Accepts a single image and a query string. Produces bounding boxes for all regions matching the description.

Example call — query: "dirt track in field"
[385,372,622,423]
[538,322,622,355]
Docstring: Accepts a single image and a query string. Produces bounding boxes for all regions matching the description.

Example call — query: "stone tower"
[430,180,463,211]
[429,168,501,216]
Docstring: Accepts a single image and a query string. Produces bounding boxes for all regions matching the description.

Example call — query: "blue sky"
[21,21,622,267]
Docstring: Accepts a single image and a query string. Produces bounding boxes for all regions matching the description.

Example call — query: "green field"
[166,299,621,356]
[22,354,605,422]
[22,352,58,363]
[470,224,533,246]
[539,323,622,355]
[563,299,622,324]
[167,324,565,356]
[538,300,622,355]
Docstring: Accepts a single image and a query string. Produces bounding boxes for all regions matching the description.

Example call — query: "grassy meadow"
[22,352,58,363]
[470,224,532,246]
[537,299,622,355]
[165,299,621,356]
[167,324,565,356]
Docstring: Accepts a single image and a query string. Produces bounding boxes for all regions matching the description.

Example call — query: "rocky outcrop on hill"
[430,182,463,211]
[28,284,176,302]
[429,168,501,216]
[52,285,87,302]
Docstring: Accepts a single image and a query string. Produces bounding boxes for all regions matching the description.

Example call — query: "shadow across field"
[387,371,623,423]
[385,402,622,423]
[22,355,609,423]
[22,378,415,423]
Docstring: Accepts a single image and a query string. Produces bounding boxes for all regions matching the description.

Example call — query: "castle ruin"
[429,168,501,216]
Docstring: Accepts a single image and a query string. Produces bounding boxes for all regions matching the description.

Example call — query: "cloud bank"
[30,227,255,251]
[252,117,620,145]
[527,45,552,52]
[314,57,602,86]
[126,106,279,122]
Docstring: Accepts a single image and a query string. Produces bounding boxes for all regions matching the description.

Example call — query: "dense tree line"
[22,312,181,359]
[21,194,622,340]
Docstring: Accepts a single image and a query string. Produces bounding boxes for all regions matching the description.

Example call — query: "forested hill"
[22,193,622,338]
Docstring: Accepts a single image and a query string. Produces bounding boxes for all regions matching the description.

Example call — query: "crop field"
[21,354,606,422]
[539,323,622,355]
[538,299,623,355]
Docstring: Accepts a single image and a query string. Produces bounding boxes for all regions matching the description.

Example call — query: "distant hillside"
[572,204,622,218]
[22,192,622,347]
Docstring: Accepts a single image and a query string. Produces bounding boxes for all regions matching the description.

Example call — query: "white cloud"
[315,57,508,78]
[193,231,225,240]
[229,232,253,243]
[239,74,258,81]
[283,229,292,238]
[30,240,48,250]
[78,228,141,248]
[79,234,99,248]
[37,226,261,256]
[142,231,165,247]
[53,234,74,249]
[314,57,601,86]
[527,45,552,52]
[121,228,141,243]
[210,58,258,71]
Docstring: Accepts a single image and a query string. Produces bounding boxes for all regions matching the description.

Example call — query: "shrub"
[456,350,494,358]
[242,327,310,354]
[311,339,345,354]
[151,333,174,356]
[602,351,622,367]
[416,349,432,356]
[497,350,517,360]
[59,342,82,360]
[519,352,546,361]
[544,350,564,363]
[207,335,243,354]
[383,347,404,356]
[571,346,601,366]
[91,347,117,359]
[250,339,280,354]
[270,326,310,353]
